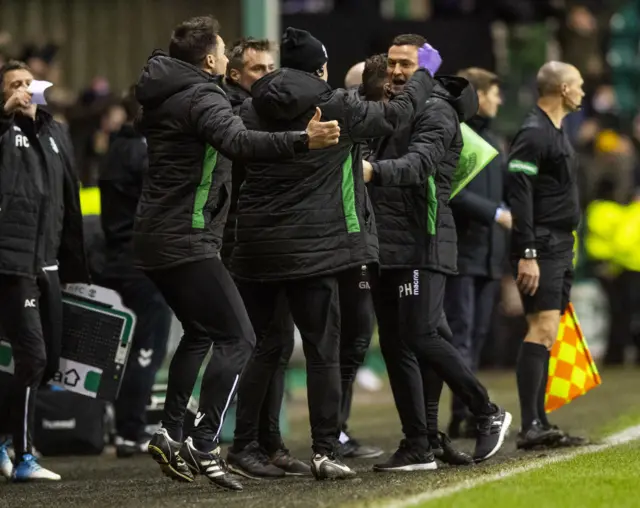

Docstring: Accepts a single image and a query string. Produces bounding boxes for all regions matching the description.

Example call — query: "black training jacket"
[369,77,478,274]
[0,108,88,283]
[506,106,580,256]
[99,124,148,280]
[220,80,251,263]
[450,115,507,279]
[230,67,434,281]
[133,50,308,271]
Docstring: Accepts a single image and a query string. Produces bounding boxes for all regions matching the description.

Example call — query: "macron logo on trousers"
[399,270,420,298]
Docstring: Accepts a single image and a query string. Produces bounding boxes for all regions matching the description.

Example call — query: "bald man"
[506,61,587,450]
[344,61,365,89]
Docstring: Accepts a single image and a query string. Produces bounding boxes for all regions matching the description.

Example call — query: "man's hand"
[3,89,31,115]
[363,160,373,183]
[305,107,340,149]
[496,209,513,229]
[516,258,540,296]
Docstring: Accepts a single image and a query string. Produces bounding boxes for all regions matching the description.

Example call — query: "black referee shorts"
[513,228,574,315]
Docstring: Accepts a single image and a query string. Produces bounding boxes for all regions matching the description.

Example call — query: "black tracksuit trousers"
[233,268,374,455]
[371,268,492,449]
[0,268,62,458]
[103,275,172,442]
[146,257,255,449]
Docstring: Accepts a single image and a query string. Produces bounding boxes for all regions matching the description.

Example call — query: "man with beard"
[364,34,512,472]
[445,68,512,439]
[134,16,341,491]
[222,37,310,477]
[229,27,440,480]
[0,60,89,481]
[507,61,587,450]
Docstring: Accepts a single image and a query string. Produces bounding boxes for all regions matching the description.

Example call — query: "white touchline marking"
[382,424,640,508]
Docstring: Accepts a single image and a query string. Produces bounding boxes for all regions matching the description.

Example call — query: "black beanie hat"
[280,27,328,74]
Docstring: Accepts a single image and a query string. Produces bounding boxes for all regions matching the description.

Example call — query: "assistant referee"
[507,61,587,450]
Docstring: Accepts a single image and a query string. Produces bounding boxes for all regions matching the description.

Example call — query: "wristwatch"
[523,248,538,260]
[293,130,310,153]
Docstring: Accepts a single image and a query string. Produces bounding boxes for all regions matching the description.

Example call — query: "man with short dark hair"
[364,34,512,472]
[507,61,587,450]
[0,60,89,481]
[229,27,439,480]
[445,67,511,438]
[135,15,340,491]
[361,54,390,102]
[99,87,172,459]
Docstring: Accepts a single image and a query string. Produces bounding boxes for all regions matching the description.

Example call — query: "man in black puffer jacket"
[134,16,341,492]
[0,61,88,482]
[229,27,438,480]
[364,34,512,472]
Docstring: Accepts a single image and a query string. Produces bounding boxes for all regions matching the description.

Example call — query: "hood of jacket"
[251,68,333,122]
[432,76,478,123]
[135,50,224,108]
[223,79,251,109]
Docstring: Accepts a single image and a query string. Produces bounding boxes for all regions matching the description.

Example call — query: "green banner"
[450,123,499,199]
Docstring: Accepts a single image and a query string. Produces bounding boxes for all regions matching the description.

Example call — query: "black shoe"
[430,432,473,466]
[516,420,564,450]
[373,440,437,472]
[180,438,243,491]
[270,448,311,476]
[115,435,150,459]
[473,406,512,462]
[543,424,589,448]
[310,453,356,480]
[341,438,384,459]
[226,441,285,479]
[147,429,194,483]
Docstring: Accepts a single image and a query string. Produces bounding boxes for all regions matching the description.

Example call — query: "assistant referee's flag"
[545,303,602,413]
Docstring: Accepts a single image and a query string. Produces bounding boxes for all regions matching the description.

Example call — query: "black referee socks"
[537,348,552,427]
[516,342,550,431]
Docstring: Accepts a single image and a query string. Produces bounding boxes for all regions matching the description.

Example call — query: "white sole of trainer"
[476,411,513,463]
[374,462,438,472]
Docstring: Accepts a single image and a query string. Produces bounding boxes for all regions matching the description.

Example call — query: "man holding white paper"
[0,61,88,482]
[445,67,511,439]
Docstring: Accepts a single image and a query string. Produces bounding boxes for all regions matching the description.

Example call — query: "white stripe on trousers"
[212,374,239,443]
[24,386,30,453]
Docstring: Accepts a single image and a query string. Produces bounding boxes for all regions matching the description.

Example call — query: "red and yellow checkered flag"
[545,303,602,413]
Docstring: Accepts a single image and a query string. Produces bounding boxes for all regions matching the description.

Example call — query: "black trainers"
[341,437,384,459]
[226,441,285,479]
[310,453,356,480]
[516,421,565,450]
[270,448,311,476]
[473,406,512,462]
[430,432,473,466]
[373,440,437,472]
[147,428,194,482]
[543,424,589,448]
[180,438,243,491]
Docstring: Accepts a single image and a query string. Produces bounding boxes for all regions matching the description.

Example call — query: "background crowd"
[0,0,638,370]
